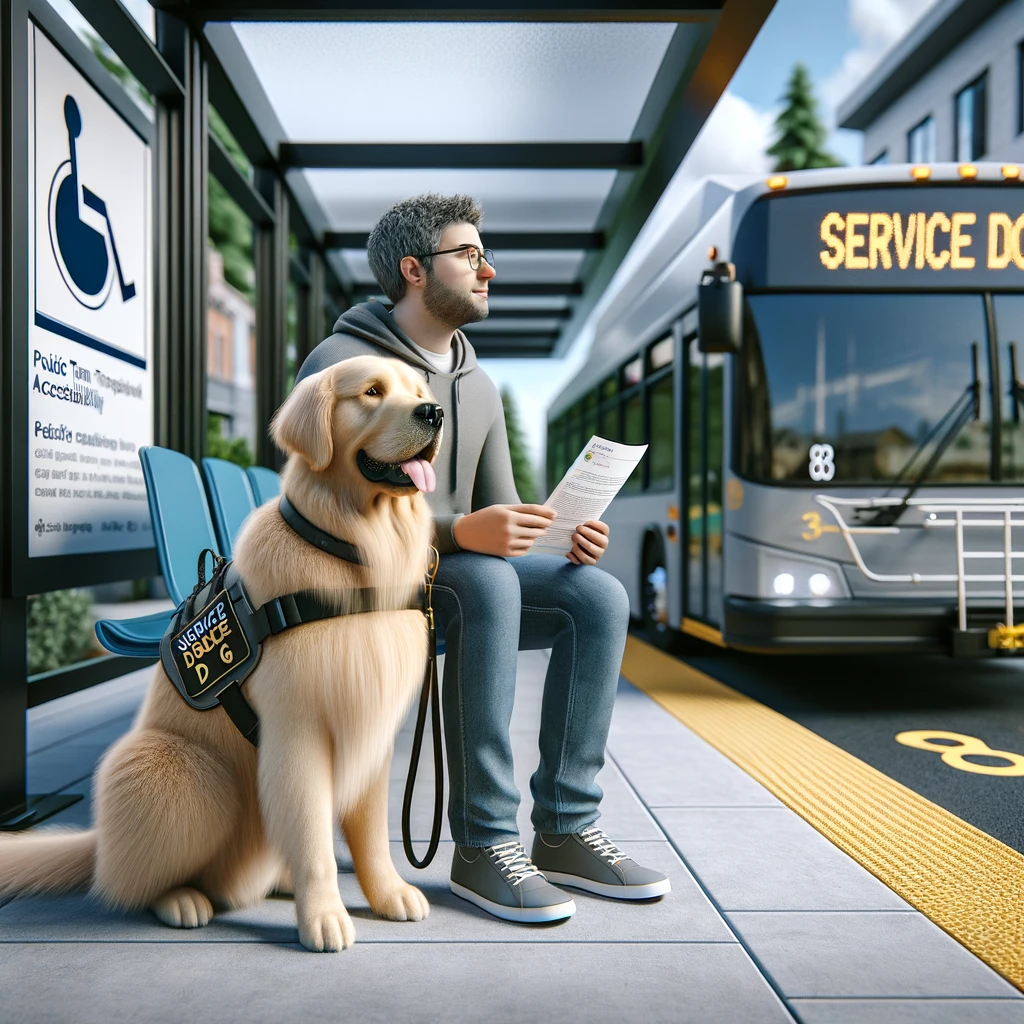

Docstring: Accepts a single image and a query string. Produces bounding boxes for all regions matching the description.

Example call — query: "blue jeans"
[431,551,630,847]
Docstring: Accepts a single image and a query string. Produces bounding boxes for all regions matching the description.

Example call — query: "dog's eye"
[365,386,380,397]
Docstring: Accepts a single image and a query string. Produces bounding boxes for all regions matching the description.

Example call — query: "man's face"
[421,222,496,329]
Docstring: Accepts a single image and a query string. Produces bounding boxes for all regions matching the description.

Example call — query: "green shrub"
[207,413,254,469]
[27,589,94,675]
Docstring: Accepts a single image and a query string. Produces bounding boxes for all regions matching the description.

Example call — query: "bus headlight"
[809,572,832,596]
[772,573,795,595]
[757,549,850,600]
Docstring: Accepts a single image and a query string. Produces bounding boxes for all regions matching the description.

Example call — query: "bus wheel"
[641,534,673,650]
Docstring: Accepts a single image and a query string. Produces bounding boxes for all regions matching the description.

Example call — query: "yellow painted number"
[801,511,838,541]
[895,730,1024,776]
[802,512,822,540]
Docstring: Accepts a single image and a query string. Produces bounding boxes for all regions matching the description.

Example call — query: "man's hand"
[567,520,609,565]
[453,504,557,557]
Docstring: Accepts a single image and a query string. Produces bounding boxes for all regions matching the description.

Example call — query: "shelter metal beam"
[209,134,274,227]
[354,281,584,299]
[325,231,604,251]
[154,11,209,463]
[255,170,290,469]
[462,335,561,357]
[280,142,643,171]
[70,0,183,100]
[177,1,724,23]
[484,308,573,320]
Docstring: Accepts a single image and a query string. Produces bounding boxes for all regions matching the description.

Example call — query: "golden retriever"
[0,354,442,952]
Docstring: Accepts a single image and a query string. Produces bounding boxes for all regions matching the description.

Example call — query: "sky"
[481,0,943,481]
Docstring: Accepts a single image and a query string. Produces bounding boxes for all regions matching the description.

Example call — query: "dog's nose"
[414,403,443,428]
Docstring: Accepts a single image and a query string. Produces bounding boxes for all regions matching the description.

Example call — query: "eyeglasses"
[410,245,495,271]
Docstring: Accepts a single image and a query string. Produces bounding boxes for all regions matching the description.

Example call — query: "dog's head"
[271,355,443,496]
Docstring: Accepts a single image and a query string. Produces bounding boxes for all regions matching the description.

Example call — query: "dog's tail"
[0,828,96,900]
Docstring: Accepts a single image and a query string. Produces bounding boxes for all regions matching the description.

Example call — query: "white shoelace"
[487,841,542,887]
[579,826,629,866]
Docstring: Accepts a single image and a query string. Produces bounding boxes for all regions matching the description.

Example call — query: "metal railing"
[814,495,1024,635]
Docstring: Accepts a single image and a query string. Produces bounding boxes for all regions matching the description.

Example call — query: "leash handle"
[402,550,444,869]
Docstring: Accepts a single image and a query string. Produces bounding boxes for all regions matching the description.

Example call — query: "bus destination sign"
[760,188,1024,289]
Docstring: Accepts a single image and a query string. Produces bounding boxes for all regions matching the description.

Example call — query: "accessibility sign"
[27,26,153,558]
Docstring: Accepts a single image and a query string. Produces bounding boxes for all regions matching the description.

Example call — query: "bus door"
[684,337,725,627]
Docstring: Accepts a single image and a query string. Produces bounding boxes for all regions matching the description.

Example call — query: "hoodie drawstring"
[450,373,465,494]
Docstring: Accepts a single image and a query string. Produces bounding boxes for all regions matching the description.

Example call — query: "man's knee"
[435,552,520,626]
[560,565,631,625]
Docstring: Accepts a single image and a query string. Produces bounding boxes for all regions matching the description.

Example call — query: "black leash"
[402,547,445,869]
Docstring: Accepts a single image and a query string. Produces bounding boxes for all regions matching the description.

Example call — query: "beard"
[422,270,488,329]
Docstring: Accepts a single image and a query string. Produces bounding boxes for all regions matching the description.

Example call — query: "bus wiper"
[1009,343,1024,423]
[866,342,980,527]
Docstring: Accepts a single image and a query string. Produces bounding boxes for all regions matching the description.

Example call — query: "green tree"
[501,386,538,503]
[206,413,254,468]
[767,63,843,172]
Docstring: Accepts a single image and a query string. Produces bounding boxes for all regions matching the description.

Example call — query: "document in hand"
[528,435,647,556]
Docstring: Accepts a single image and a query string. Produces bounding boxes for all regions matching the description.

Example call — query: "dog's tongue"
[399,457,435,493]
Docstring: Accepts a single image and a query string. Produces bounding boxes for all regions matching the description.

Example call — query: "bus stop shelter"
[0,0,773,828]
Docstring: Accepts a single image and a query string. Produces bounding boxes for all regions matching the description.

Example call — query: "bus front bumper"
[722,596,987,655]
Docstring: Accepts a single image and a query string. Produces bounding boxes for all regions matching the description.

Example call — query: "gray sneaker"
[450,841,576,923]
[532,826,672,899]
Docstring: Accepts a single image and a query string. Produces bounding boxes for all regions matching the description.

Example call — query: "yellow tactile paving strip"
[621,636,1024,992]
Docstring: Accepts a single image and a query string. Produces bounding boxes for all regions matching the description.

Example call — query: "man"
[296,194,670,923]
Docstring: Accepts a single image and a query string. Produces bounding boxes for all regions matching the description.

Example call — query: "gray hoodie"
[295,301,520,553]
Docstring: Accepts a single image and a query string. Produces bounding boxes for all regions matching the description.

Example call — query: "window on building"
[869,150,889,165]
[907,116,935,163]
[1018,41,1024,134]
[955,73,987,161]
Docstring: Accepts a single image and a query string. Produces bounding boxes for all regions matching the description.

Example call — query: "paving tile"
[789,999,1024,1024]
[0,940,793,1024]
[655,807,910,911]
[608,732,783,808]
[0,840,730,944]
[726,912,1019,998]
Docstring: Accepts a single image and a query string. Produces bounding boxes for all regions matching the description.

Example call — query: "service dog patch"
[168,590,250,700]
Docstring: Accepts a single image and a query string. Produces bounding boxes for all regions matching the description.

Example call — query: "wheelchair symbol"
[47,96,135,310]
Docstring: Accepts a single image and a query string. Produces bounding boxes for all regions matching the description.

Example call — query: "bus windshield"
[735,292,1007,486]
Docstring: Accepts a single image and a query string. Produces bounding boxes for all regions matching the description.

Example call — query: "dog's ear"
[271,370,335,471]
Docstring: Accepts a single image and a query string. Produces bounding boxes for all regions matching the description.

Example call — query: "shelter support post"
[154,11,208,463]
[255,169,288,470]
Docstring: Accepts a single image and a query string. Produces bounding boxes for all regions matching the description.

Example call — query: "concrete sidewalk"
[0,649,1019,1023]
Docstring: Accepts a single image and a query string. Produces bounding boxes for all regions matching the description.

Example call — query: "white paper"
[527,435,647,556]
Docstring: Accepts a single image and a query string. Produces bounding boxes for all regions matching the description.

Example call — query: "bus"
[545,163,1024,655]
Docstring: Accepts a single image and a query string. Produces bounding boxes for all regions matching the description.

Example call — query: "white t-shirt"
[407,339,456,374]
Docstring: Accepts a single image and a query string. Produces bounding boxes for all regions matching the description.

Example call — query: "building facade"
[206,247,257,452]
[838,0,1024,167]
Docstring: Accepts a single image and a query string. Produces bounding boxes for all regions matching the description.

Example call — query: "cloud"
[824,0,942,119]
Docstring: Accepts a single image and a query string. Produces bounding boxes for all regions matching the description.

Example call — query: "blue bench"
[94,450,444,658]
[94,450,277,659]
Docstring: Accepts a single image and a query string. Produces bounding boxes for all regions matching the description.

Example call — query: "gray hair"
[367,194,483,303]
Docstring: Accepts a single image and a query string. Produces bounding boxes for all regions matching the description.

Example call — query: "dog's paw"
[151,887,214,929]
[297,904,355,952]
[371,882,429,922]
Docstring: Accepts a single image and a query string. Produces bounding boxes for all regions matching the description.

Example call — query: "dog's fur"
[0,355,442,952]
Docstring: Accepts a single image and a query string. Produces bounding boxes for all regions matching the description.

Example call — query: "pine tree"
[767,63,843,172]
[501,386,538,503]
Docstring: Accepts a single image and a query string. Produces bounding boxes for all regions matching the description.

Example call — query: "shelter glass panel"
[229,22,675,143]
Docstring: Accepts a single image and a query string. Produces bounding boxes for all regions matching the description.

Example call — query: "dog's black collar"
[279,495,364,565]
